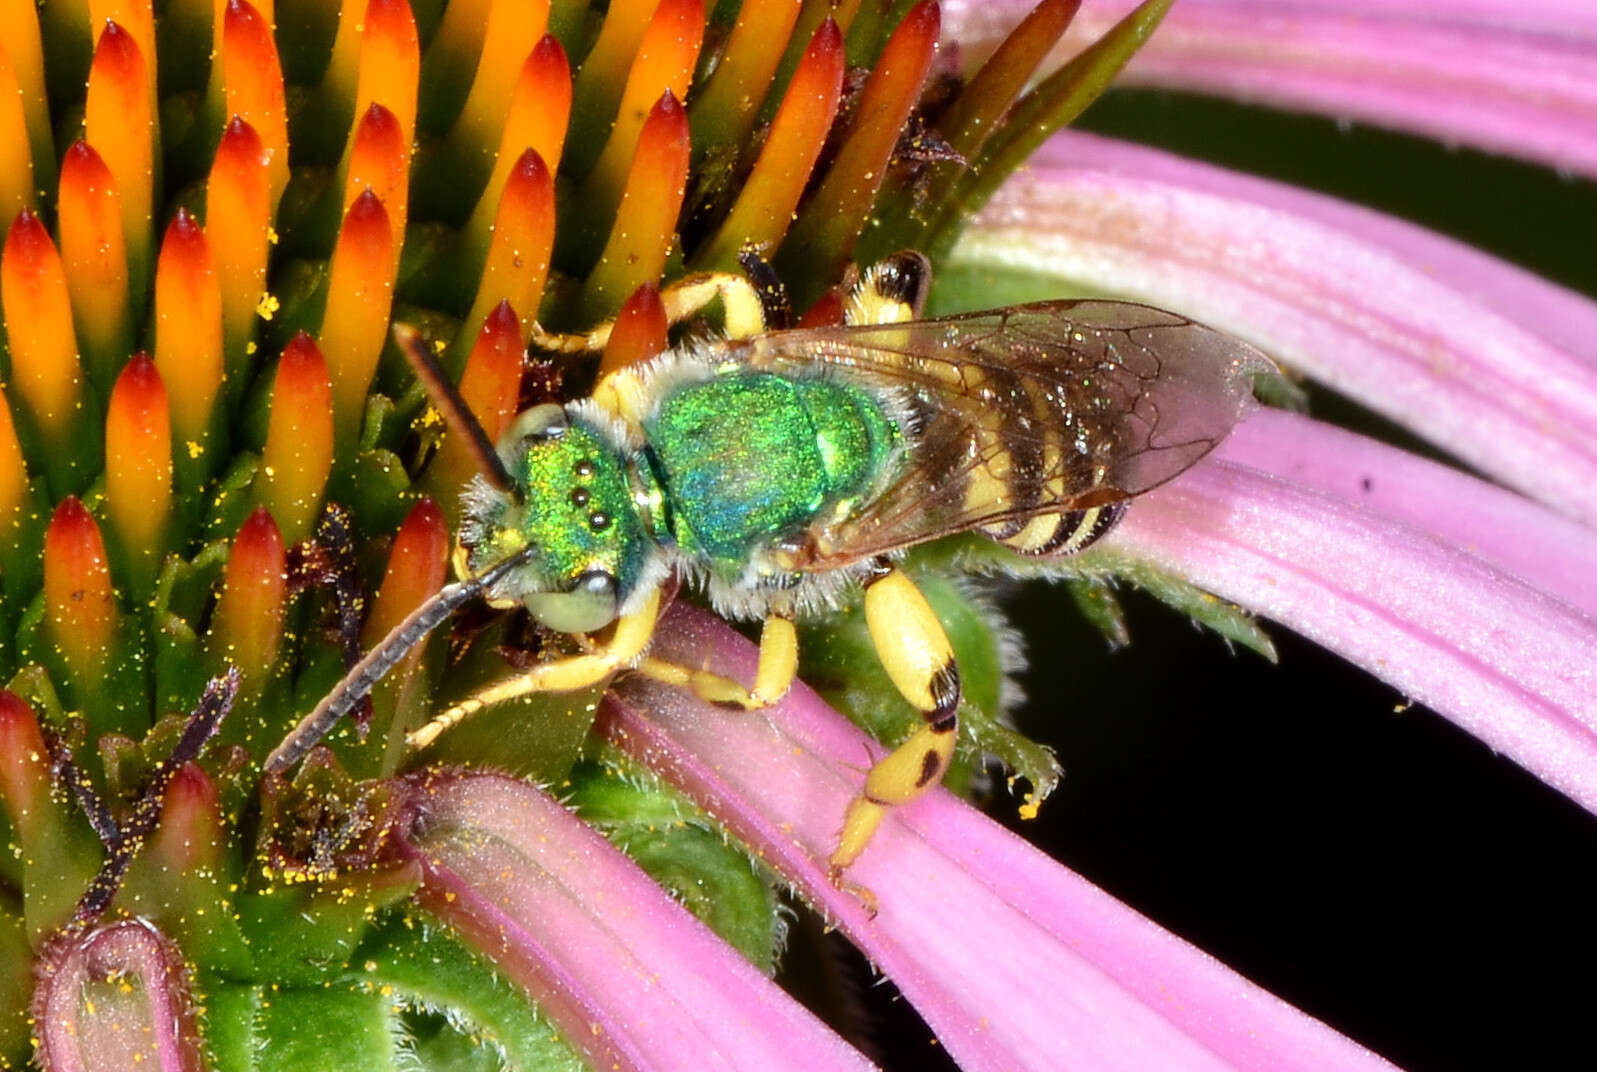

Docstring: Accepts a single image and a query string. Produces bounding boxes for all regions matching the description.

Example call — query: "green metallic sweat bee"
[267,253,1270,880]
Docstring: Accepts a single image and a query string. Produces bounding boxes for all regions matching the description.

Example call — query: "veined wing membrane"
[727,300,1272,568]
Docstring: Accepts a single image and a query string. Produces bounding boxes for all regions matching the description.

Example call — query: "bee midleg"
[830,562,960,877]
[405,589,662,752]
[636,610,799,711]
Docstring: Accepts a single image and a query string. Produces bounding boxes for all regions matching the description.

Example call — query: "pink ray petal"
[1219,409,1597,617]
[32,920,205,1072]
[955,129,1597,526]
[944,0,1597,178]
[1104,413,1597,815]
[603,609,1395,1072]
[394,770,877,1072]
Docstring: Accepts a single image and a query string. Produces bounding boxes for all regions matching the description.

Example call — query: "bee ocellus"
[266,252,1273,886]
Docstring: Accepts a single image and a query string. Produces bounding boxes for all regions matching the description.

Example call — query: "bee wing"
[730,300,1273,568]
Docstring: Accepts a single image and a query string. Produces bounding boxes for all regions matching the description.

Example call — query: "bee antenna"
[262,543,538,776]
[393,323,521,500]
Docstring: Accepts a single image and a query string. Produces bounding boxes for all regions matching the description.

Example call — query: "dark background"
[800,89,1597,1071]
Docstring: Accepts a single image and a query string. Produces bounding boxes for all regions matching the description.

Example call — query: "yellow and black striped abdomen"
[970,366,1130,557]
[731,300,1269,570]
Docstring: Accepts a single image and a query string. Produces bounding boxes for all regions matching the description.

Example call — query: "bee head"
[458,405,648,634]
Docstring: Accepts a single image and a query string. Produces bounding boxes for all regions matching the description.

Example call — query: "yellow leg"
[842,251,930,326]
[536,270,773,427]
[829,566,960,879]
[636,613,798,710]
[405,589,662,751]
[529,270,770,358]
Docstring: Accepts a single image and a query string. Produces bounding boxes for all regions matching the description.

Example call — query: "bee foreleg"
[404,589,662,752]
[637,611,798,710]
[829,565,959,880]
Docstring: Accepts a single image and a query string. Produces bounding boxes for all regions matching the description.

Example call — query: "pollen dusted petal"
[145,763,225,872]
[208,506,287,685]
[221,0,290,211]
[0,691,51,842]
[463,34,571,260]
[85,21,155,300]
[463,149,554,348]
[44,497,117,674]
[365,498,450,649]
[937,0,1080,160]
[1,209,95,495]
[353,0,420,155]
[0,392,28,532]
[396,772,876,1072]
[776,0,941,301]
[566,0,668,176]
[583,0,704,207]
[578,91,690,323]
[345,103,406,214]
[417,0,490,128]
[451,0,553,161]
[59,142,131,391]
[214,0,274,31]
[0,0,52,187]
[345,102,409,271]
[429,303,524,501]
[696,17,845,269]
[207,117,271,370]
[153,210,225,486]
[257,333,334,544]
[104,354,172,597]
[31,920,207,1072]
[689,0,803,158]
[90,0,157,93]
[460,302,524,444]
[0,47,35,233]
[0,688,104,943]
[320,188,395,457]
[598,282,667,379]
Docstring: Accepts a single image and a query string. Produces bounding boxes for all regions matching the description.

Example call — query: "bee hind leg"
[636,612,798,711]
[829,563,960,883]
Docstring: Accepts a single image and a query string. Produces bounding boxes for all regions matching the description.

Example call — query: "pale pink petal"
[395,771,877,1072]
[1104,417,1597,815]
[955,129,1597,526]
[1219,410,1597,617]
[603,609,1395,1072]
[944,0,1597,178]
[32,920,205,1072]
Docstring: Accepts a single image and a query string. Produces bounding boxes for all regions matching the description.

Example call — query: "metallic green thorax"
[643,372,898,565]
